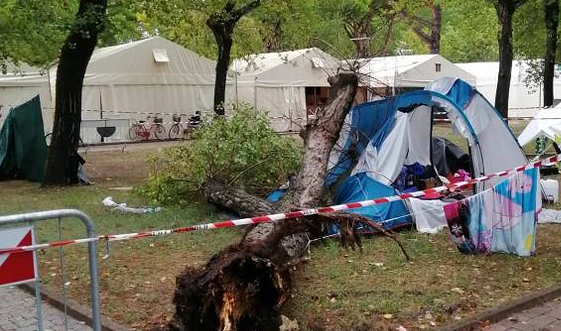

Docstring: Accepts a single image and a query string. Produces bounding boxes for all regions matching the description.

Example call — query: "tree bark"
[401,1,442,54]
[543,0,559,107]
[42,0,107,186]
[492,0,528,118]
[207,1,261,115]
[168,72,367,331]
[430,4,442,54]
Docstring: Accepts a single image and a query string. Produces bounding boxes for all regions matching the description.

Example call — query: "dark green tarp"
[0,95,47,182]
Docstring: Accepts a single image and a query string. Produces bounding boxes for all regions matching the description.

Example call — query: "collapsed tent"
[327,77,529,231]
[517,105,561,146]
[0,95,47,182]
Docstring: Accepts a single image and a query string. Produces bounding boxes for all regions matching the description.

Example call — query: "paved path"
[0,286,91,331]
[488,297,561,331]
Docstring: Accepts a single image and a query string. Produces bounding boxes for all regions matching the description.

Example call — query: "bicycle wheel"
[169,124,181,140]
[128,125,140,142]
[154,124,166,140]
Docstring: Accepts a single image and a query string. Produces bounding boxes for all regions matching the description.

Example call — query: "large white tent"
[355,54,476,96]
[0,36,217,143]
[229,48,339,132]
[457,61,561,114]
[518,105,561,146]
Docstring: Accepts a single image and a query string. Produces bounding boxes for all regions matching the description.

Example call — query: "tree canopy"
[2,0,557,69]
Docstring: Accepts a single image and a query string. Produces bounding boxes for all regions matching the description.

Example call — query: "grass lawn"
[1,128,561,331]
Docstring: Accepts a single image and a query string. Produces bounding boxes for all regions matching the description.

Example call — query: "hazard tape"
[0,154,557,256]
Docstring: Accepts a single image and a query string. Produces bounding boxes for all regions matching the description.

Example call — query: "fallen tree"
[168,71,409,331]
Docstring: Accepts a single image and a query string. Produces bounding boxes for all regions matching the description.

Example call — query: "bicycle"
[128,115,166,141]
[168,113,200,140]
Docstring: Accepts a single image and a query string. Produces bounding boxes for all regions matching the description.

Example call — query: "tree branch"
[232,0,262,21]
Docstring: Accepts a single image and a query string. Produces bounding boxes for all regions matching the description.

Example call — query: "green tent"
[0,95,47,182]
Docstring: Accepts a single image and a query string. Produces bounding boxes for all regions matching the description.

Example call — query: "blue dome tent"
[325,77,529,232]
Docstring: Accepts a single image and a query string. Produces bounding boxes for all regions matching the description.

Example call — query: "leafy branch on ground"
[137,103,301,205]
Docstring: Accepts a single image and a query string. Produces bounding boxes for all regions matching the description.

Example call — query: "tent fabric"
[332,172,411,231]
[328,89,479,187]
[0,95,47,182]
[518,106,561,146]
[431,137,471,177]
[229,48,340,132]
[350,106,433,186]
[427,78,528,190]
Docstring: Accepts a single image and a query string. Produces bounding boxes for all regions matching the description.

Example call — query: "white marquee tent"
[0,36,217,143]
[229,48,339,132]
[457,61,561,114]
[355,54,476,94]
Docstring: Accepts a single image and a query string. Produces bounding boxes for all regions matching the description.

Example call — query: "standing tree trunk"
[42,0,107,186]
[491,0,529,118]
[430,4,442,54]
[400,1,442,54]
[263,18,283,52]
[207,1,261,115]
[543,0,559,107]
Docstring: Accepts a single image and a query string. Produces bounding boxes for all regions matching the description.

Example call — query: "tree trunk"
[401,1,441,54]
[42,0,107,186]
[494,0,516,119]
[263,19,282,52]
[543,0,559,107]
[208,22,234,116]
[206,1,262,116]
[168,72,362,331]
[430,4,442,54]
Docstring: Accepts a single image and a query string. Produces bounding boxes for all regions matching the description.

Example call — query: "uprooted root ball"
[169,246,292,331]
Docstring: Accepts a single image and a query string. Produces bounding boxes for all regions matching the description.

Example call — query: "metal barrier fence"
[0,209,101,331]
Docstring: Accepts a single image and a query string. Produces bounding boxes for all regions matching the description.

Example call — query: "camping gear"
[431,136,471,178]
[102,196,162,214]
[408,198,448,234]
[492,168,538,256]
[444,190,494,254]
[327,77,529,230]
[443,168,539,257]
[0,95,47,182]
[540,179,559,203]
[538,208,561,223]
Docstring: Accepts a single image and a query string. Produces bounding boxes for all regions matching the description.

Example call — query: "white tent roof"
[457,61,531,86]
[355,54,476,88]
[81,36,216,86]
[231,48,339,87]
[518,105,561,146]
[457,60,561,86]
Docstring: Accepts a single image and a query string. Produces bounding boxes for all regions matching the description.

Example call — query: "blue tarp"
[330,172,411,232]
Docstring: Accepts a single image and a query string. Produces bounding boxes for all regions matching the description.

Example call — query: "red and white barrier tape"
[0,154,558,256]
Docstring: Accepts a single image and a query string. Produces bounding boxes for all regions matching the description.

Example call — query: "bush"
[138,104,302,205]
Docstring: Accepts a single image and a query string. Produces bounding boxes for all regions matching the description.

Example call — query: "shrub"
[138,103,302,205]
